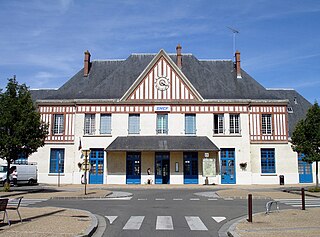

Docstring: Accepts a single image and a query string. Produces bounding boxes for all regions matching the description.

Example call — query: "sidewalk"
[0,185,112,237]
[228,208,320,237]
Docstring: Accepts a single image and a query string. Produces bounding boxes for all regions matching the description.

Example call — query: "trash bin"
[279,175,284,185]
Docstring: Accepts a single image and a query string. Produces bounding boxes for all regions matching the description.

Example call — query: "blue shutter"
[50,149,65,173]
[261,149,275,173]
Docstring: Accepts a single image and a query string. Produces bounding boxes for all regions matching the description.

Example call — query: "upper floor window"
[229,114,240,134]
[128,114,140,134]
[261,148,275,173]
[262,114,272,135]
[53,114,64,134]
[84,114,95,135]
[157,114,168,134]
[185,114,196,135]
[100,114,111,134]
[213,114,224,134]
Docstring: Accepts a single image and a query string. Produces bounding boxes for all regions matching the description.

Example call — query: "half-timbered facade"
[29,45,314,185]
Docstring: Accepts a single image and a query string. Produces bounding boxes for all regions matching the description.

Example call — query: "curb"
[75,209,98,237]
[285,190,320,198]
[218,215,245,237]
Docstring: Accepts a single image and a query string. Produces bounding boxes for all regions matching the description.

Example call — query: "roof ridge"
[92,59,125,62]
[199,59,232,61]
[266,88,295,91]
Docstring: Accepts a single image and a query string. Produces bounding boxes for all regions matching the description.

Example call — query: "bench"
[7,196,23,223]
[265,201,279,214]
[0,198,10,225]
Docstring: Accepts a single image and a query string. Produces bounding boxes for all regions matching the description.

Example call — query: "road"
[32,188,271,237]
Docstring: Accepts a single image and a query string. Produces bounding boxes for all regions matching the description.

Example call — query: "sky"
[0,0,319,103]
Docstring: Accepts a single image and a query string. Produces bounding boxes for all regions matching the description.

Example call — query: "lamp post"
[81,149,91,195]
[58,152,61,187]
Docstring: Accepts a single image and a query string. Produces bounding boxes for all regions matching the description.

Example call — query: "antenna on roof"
[227,26,240,57]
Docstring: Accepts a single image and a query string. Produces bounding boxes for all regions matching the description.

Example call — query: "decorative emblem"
[155,77,170,91]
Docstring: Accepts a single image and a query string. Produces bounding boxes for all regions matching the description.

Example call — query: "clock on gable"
[155,77,170,91]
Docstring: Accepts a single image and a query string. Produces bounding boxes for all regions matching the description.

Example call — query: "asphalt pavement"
[0,184,319,237]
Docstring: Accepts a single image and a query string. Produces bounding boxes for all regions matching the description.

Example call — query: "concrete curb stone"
[72,209,98,237]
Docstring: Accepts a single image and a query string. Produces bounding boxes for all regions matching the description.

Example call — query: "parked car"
[0,163,38,186]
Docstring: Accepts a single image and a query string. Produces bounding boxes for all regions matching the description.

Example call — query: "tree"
[0,77,48,190]
[291,102,320,188]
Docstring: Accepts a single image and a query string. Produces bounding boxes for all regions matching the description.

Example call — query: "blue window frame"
[128,114,140,134]
[261,148,275,173]
[50,149,65,173]
[100,114,111,134]
[185,114,196,135]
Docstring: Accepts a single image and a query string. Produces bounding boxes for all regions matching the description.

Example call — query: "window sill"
[260,173,277,176]
[83,134,112,137]
[213,134,242,137]
[48,173,65,176]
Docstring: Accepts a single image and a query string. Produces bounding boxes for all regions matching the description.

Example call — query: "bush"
[308,186,320,192]
[3,182,10,192]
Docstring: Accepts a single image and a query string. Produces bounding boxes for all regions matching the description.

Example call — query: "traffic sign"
[81,162,91,171]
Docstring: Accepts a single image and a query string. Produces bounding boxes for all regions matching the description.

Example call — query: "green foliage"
[308,186,320,192]
[292,102,320,162]
[292,102,320,187]
[0,77,49,190]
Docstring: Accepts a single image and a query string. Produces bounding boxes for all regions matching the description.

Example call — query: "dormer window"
[287,107,293,113]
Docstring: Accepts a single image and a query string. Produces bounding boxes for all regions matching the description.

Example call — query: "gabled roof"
[33,50,286,101]
[120,49,203,101]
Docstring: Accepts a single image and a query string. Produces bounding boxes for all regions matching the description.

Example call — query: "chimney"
[84,50,91,77]
[235,50,242,78]
[176,44,182,69]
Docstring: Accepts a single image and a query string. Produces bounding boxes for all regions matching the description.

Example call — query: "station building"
[29,45,314,185]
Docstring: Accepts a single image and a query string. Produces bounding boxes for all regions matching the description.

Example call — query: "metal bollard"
[247,194,253,222]
[301,188,305,210]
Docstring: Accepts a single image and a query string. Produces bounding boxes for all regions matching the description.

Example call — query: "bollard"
[301,188,305,210]
[247,194,253,222]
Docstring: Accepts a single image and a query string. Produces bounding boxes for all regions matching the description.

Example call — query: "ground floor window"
[50,149,65,173]
[261,148,275,173]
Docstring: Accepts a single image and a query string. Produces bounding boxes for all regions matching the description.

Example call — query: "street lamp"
[81,149,91,195]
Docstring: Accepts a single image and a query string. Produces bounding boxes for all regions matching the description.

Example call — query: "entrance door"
[155,153,170,184]
[221,148,236,184]
[126,152,141,184]
[184,152,198,184]
[89,149,104,184]
[298,154,313,183]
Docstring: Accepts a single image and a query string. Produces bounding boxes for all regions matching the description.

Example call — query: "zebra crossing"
[105,215,226,231]
[8,198,48,207]
[275,198,320,208]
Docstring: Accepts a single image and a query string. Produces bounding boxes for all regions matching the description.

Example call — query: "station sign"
[154,105,171,112]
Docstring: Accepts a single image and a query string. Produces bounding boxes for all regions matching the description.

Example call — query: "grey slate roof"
[32,52,283,100]
[267,89,311,136]
[106,136,219,152]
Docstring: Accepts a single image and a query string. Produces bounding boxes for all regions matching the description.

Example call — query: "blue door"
[155,153,170,184]
[221,148,236,184]
[298,154,313,183]
[126,152,141,184]
[89,149,104,184]
[184,152,198,184]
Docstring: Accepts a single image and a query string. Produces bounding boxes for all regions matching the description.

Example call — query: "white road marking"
[223,198,233,200]
[123,216,145,230]
[155,198,165,201]
[208,198,217,201]
[138,198,147,200]
[173,198,183,201]
[185,216,208,231]
[105,197,132,200]
[212,216,226,223]
[190,198,200,201]
[156,216,174,230]
[105,216,118,224]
